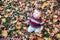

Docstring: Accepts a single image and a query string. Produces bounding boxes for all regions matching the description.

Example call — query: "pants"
[28,26,43,33]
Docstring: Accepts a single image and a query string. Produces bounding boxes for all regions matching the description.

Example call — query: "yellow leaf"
[17,30,22,34]
[42,2,47,9]
[48,37,52,40]
[56,34,60,38]
[2,30,8,37]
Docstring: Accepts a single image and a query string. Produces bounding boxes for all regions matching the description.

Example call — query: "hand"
[23,20,29,24]
[23,21,27,24]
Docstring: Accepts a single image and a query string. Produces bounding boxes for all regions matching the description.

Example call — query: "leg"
[35,26,43,37]
[28,26,35,33]
[35,26,43,33]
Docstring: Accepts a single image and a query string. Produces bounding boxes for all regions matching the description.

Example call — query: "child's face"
[33,11,41,18]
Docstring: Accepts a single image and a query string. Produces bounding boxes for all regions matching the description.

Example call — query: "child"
[29,9,44,32]
[24,9,44,33]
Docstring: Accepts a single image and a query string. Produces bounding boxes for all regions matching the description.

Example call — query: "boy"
[24,9,44,33]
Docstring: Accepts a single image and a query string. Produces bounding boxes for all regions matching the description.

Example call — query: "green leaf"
[44,34,49,38]
[13,17,16,20]
[13,11,19,15]
[6,17,11,22]
[5,9,11,13]
[4,6,11,13]
[13,28,18,31]
[43,29,49,38]
[4,22,9,27]
[44,30,48,34]
[44,26,49,28]
[8,30,13,37]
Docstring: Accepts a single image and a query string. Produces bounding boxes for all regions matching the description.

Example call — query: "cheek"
[36,14,40,18]
[33,13,38,17]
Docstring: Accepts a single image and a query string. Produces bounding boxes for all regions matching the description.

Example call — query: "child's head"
[33,10,42,18]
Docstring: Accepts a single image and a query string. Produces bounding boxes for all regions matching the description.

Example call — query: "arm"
[23,20,30,24]
[39,19,44,26]
[40,21,44,24]
[24,20,30,23]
